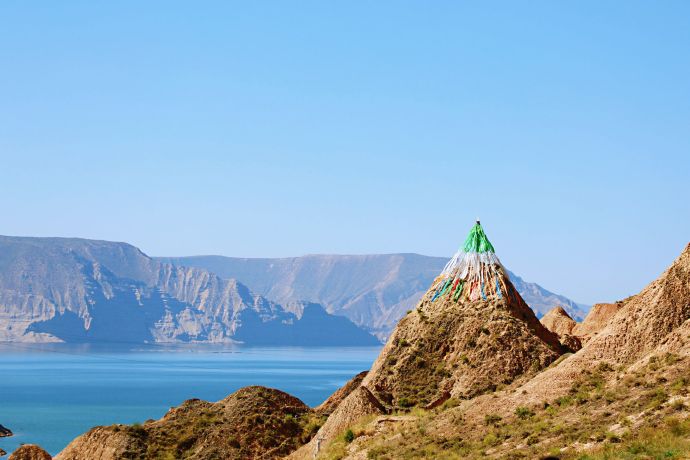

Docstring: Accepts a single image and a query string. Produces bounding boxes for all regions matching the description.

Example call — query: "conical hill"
[361,222,563,408]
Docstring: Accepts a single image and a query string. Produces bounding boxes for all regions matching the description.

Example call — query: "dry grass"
[319,354,690,460]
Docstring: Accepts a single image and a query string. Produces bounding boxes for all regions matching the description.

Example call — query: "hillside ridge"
[161,253,589,338]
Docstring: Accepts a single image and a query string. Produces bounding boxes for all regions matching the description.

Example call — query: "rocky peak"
[362,222,563,408]
[540,305,582,351]
[8,445,52,460]
[541,306,576,335]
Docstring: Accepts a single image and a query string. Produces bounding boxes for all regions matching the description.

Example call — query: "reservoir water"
[0,343,381,456]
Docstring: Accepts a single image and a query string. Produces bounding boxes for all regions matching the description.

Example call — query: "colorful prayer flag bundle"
[430,221,515,303]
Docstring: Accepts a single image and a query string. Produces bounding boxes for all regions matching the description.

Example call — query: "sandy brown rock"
[362,287,563,408]
[541,306,577,336]
[463,243,690,415]
[315,371,368,416]
[541,306,582,351]
[573,302,623,341]
[288,246,565,459]
[8,445,51,460]
[54,426,144,460]
[559,333,582,351]
[0,448,6,457]
[56,386,314,460]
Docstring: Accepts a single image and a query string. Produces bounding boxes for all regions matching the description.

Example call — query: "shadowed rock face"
[315,371,368,416]
[0,423,12,437]
[0,236,378,346]
[159,254,589,339]
[56,387,315,460]
[8,444,52,460]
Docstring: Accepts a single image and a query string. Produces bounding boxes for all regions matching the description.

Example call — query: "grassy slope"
[320,353,690,460]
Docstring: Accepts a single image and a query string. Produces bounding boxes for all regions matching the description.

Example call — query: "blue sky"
[1,1,688,304]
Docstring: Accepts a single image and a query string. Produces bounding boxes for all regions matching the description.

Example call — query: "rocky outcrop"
[315,371,368,416]
[8,445,51,460]
[0,424,11,437]
[161,254,589,338]
[0,236,378,346]
[572,302,623,342]
[541,302,625,352]
[470,243,690,410]
[540,306,577,336]
[540,306,582,351]
[56,386,316,460]
[362,293,562,408]
[288,386,386,460]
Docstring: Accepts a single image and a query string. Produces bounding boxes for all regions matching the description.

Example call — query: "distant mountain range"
[160,254,589,339]
[0,236,378,346]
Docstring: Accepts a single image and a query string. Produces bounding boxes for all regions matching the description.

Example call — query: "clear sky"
[1,1,688,305]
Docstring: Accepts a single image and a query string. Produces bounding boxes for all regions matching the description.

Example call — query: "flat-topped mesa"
[428,221,513,304]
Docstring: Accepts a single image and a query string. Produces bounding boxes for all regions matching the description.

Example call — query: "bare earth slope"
[573,302,623,342]
[362,293,562,409]
[315,371,369,416]
[540,306,577,337]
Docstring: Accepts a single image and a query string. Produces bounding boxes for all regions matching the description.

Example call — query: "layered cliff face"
[161,254,589,339]
[0,236,378,345]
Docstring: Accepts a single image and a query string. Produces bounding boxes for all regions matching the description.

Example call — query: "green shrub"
[398,397,415,408]
[484,414,502,426]
[515,406,535,420]
[344,429,355,443]
[441,398,460,410]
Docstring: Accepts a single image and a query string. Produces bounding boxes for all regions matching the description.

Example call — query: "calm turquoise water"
[0,343,380,456]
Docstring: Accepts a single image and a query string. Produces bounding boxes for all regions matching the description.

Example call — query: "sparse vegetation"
[317,352,690,460]
[515,406,534,419]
